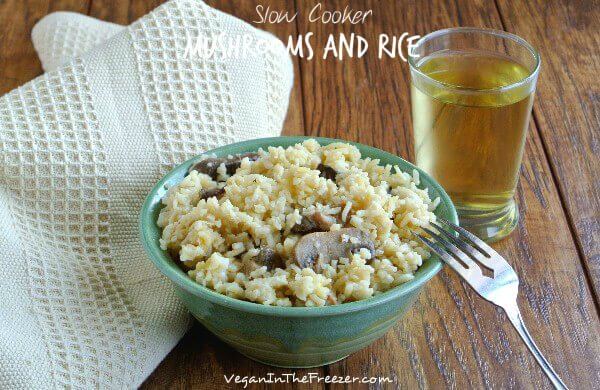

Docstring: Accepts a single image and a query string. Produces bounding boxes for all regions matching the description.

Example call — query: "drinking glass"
[409,28,540,242]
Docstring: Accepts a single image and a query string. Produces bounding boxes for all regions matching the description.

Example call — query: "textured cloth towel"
[0,1,293,388]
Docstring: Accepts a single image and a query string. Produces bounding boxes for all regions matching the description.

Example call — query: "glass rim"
[408,27,541,94]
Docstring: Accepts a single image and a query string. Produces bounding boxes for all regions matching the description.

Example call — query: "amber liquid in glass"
[412,51,533,214]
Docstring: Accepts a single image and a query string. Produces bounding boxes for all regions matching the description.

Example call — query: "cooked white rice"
[157,140,438,307]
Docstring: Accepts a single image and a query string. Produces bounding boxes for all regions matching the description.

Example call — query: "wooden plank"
[0,0,89,94]
[495,0,600,304]
[89,0,163,25]
[141,323,325,390]
[295,0,600,388]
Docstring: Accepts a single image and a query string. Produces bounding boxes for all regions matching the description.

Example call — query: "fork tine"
[415,233,469,277]
[438,218,493,257]
[422,227,481,272]
[430,221,498,272]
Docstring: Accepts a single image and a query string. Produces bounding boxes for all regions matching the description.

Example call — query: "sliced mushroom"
[188,152,260,179]
[291,212,337,234]
[240,247,283,274]
[168,248,198,271]
[293,228,375,270]
[317,163,338,181]
[199,187,225,200]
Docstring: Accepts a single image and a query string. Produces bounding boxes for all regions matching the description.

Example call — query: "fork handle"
[504,306,569,390]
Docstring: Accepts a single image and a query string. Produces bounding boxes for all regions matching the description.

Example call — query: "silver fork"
[416,218,568,390]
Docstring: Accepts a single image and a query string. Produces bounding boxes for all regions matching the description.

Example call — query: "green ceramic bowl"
[140,136,457,368]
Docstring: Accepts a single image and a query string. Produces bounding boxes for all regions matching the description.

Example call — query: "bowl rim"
[140,136,457,317]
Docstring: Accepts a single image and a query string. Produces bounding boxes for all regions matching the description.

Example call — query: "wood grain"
[88,0,165,26]
[0,0,87,94]
[0,0,598,389]
[495,0,600,306]
[295,0,600,388]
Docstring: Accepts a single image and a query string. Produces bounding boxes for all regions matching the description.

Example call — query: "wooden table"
[1,0,598,388]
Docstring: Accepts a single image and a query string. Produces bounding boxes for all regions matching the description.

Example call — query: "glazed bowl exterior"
[140,136,457,368]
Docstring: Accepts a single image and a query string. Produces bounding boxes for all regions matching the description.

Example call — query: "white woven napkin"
[0,1,293,388]
[32,12,123,73]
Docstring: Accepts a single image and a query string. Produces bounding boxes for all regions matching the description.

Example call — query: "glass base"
[456,200,519,243]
